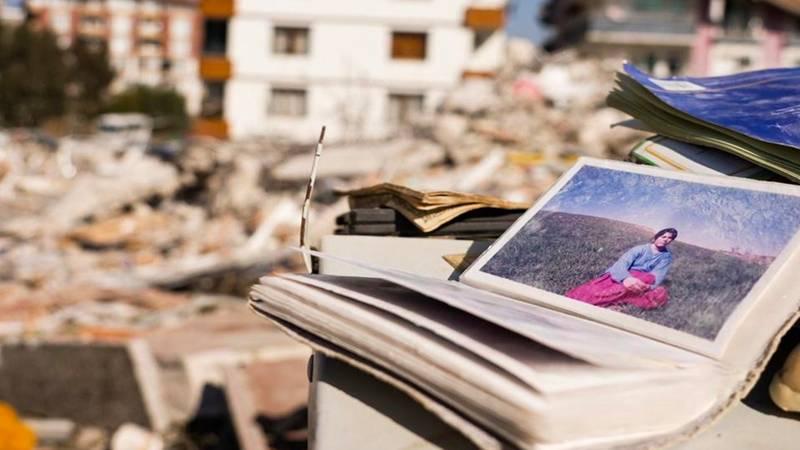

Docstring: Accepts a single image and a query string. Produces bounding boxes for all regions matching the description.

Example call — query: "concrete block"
[0,339,168,431]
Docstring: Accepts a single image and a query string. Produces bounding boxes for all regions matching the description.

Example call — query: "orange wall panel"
[192,118,229,139]
[200,57,232,80]
[464,7,505,29]
[201,0,234,18]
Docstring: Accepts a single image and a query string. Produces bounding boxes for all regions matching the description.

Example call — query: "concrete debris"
[4,154,180,238]
[111,423,164,450]
[225,357,310,450]
[67,207,177,250]
[0,340,168,432]
[72,426,109,450]
[24,418,76,445]
[442,79,498,116]
[271,139,446,181]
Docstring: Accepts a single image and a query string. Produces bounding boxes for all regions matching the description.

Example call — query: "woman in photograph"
[565,228,678,309]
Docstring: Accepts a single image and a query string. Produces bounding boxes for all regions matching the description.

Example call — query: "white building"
[195,0,507,141]
[26,0,204,114]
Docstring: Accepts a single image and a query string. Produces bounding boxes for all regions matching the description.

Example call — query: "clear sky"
[542,166,800,257]
[506,0,551,45]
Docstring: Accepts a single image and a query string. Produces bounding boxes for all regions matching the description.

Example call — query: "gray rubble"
[0,49,645,342]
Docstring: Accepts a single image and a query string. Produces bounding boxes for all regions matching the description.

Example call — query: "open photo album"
[462,158,800,357]
[249,158,800,449]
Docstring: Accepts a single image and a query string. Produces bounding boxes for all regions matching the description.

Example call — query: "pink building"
[572,0,800,76]
[26,0,204,113]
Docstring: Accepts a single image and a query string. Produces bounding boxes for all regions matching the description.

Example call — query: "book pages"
[283,273,701,394]
[303,248,708,369]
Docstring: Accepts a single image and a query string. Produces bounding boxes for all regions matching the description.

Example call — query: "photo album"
[249,158,800,450]
[462,158,800,357]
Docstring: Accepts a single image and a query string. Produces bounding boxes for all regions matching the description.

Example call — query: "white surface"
[674,402,800,450]
[320,234,490,279]
[310,353,482,450]
[225,0,505,140]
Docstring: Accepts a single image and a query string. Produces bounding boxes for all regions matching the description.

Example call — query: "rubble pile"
[418,50,646,201]
[0,137,315,450]
[0,48,645,449]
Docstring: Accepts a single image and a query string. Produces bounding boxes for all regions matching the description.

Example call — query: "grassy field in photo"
[481,211,772,340]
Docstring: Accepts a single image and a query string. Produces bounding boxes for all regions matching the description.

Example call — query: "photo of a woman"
[565,228,678,309]
[473,163,800,343]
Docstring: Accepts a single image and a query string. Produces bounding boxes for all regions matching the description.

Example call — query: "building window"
[630,0,689,15]
[722,0,756,39]
[77,36,106,53]
[273,26,310,55]
[736,56,752,70]
[139,38,162,52]
[268,88,307,117]
[203,19,228,55]
[666,54,683,75]
[391,32,426,60]
[387,93,424,124]
[80,15,105,27]
[790,16,800,41]
[473,29,493,50]
[201,81,225,118]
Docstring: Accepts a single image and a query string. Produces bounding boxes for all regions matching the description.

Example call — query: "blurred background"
[0,0,799,449]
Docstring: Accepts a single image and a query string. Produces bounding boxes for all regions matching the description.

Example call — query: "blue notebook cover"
[623,63,800,150]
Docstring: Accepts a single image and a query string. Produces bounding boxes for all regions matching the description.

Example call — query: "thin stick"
[300,126,326,273]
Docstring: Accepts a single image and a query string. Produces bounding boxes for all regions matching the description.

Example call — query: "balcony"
[192,118,229,139]
[464,7,504,30]
[200,56,232,80]
[201,0,234,18]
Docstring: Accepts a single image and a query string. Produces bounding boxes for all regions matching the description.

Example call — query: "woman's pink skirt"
[565,270,668,309]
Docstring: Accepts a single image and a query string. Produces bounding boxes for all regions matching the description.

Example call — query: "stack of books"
[335,207,522,239]
[336,183,527,234]
[608,63,800,183]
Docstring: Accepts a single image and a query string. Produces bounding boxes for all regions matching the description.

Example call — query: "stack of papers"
[629,136,788,181]
[337,183,527,233]
[608,63,800,182]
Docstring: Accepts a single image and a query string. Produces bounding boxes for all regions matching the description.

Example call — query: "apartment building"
[194,0,507,141]
[546,0,800,77]
[26,0,203,114]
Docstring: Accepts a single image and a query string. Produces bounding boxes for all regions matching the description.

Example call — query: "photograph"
[475,164,800,342]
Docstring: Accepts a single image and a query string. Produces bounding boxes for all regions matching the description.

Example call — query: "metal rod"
[300,126,326,273]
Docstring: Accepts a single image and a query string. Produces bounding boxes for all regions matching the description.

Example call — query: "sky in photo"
[542,166,800,257]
